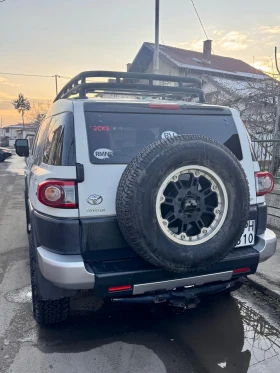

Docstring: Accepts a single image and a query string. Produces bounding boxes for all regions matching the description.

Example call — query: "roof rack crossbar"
[54,71,205,103]
[59,83,205,102]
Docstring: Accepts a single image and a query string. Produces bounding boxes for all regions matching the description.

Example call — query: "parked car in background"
[0,147,12,162]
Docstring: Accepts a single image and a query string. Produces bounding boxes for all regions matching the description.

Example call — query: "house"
[128,41,278,133]
[0,124,36,147]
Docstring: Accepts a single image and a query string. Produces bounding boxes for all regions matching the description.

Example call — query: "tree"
[205,76,280,134]
[26,100,50,127]
[12,93,31,127]
[32,113,46,127]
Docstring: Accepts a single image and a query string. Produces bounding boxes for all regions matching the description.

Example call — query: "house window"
[5,128,9,134]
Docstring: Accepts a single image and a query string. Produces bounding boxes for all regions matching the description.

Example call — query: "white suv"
[15,71,277,324]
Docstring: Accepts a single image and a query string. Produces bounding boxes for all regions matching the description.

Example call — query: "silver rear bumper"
[37,228,277,291]
[253,228,277,263]
[37,247,95,290]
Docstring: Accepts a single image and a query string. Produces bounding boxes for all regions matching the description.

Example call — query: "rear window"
[85,112,242,164]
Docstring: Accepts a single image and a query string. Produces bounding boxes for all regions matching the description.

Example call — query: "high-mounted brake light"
[148,104,179,110]
[37,180,77,208]
[255,172,274,196]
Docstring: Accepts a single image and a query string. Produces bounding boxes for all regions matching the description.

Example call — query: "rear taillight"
[37,180,77,208]
[255,172,274,196]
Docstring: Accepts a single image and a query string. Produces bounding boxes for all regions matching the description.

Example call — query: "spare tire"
[116,135,249,273]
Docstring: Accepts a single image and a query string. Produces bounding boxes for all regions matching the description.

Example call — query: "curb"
[247,277,280,301]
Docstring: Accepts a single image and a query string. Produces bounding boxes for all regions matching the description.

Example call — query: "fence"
[251,133,280,182]
[251,133,280,230]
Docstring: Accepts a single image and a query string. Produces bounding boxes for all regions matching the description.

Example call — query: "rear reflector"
[108,285,132,292]
[233,267,250,274]
[255,172,274,196]
[37,180,77,208]
[148,104,179,110]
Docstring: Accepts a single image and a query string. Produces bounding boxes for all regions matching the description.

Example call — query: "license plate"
[235,220,255,248]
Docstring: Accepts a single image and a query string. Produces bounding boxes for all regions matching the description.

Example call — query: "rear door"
[74,102,256,219]
[28,112,77,218]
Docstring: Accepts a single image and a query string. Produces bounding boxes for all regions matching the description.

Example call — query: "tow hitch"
[112,289,200,309]
[111,279,245,308]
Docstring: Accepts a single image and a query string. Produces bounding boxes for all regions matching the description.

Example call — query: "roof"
[16,127,37,131]
[207,76,266,98]
[130,42,266,80]
[4,123,33,128]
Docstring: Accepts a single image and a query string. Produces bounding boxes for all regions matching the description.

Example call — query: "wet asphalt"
[0,156,280,373]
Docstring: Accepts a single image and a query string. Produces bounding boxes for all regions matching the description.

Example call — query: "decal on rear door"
[161,131,177,139]
[93,148,113,160]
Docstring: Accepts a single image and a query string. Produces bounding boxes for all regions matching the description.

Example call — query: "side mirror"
[15,139,29,157]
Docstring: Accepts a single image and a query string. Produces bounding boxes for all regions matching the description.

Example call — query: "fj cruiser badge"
[87,194,103,205]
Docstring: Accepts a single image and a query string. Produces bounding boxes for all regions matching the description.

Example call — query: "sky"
[0,0,280,125]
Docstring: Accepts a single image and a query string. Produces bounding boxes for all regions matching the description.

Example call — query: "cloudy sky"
[0,0,280,125]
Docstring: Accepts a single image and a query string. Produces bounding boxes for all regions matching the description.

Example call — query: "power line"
[0,71,71,79]
[0,71,53,78]
[190,0,208,40]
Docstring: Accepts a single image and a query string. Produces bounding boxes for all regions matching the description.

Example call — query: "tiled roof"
[6,123,32,128]
[136,42,266,79]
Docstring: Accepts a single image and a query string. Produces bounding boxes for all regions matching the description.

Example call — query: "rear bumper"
[36,228,276,295]
[37,247,95,290]
[253,228,277,262]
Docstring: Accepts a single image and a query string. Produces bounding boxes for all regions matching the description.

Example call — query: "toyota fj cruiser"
[15,71,277,324]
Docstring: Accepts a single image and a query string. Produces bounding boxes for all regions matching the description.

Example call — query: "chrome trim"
[37,247,95,290]
[253,228,277,263]
[133,271,233,295]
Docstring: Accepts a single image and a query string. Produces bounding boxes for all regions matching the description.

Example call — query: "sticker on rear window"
[161,131,177,139]
[94,148,113,160]
[93,126,110,132]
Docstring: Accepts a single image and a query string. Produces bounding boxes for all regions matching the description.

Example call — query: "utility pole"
[274,47,280,135]
[153,0,160,74]
[54,75,60,95]
[272,46,280,174]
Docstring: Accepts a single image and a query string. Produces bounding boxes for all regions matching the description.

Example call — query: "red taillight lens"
[148,104,179,110]
[233,267,250,274]
[108,285,132,293]
[255,172,274,196]
[38,180,77,208]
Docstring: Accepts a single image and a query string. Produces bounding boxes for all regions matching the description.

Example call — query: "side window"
[32,117,51,166]
[43,113,67,166]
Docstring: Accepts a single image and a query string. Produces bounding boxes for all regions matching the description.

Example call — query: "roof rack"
[54,71,205,103]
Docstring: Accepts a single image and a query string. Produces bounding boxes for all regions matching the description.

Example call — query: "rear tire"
[29,233,70,325]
